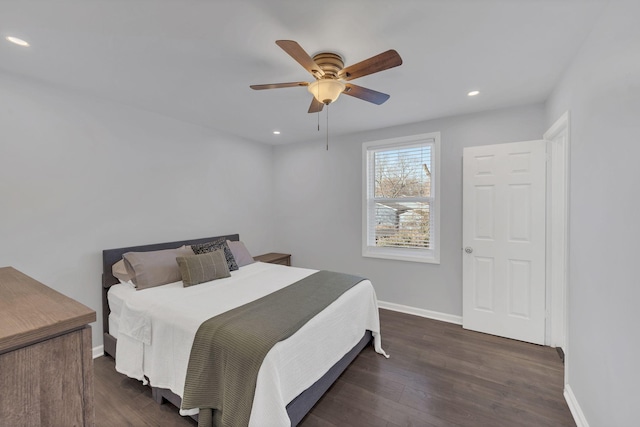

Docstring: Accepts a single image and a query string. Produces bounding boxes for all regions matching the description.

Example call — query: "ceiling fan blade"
[339,49,402,81]
[250,82,309,90]
[308,97,325,113]
[342,83,390,105]
[276,40,325,78]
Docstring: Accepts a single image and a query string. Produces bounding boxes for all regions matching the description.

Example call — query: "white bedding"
[109,261,386,426]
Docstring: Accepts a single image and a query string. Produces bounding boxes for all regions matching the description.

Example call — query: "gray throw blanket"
[181,270,366,427]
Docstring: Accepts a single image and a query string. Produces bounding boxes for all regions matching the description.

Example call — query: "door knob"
[465,247,473,254]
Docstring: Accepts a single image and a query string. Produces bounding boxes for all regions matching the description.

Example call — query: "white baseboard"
[564,384,589,427]
[377,301,462,325]
[92,345,104,359]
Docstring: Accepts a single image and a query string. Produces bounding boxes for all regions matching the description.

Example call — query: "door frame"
[544,111,570,352]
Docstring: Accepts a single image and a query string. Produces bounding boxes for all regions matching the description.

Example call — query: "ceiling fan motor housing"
[311,52,344,78]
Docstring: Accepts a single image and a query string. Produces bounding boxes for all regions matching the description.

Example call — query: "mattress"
[109,261,386,426]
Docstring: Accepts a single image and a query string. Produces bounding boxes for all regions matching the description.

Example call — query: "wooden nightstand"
[254,253,291,266]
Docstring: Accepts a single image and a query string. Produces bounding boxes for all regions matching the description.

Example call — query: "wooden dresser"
[0,267,96,426]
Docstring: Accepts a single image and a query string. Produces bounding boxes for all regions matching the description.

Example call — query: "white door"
[462,140,546,345]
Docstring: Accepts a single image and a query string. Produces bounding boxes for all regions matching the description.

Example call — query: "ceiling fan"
[250,40,403,113]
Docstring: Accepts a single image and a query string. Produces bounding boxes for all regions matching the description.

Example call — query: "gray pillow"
[191,238,238,271]
[123,245,194,290]
[112,259,132,282]
[227,240,255,267]
[176,250,231,287]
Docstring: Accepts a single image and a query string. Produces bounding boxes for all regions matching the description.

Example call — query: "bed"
[101,234,386,426]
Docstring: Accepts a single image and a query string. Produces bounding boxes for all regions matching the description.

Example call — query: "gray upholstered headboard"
[101,234,239,334]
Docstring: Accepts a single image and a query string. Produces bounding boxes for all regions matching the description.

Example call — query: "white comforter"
[111,262,386,426]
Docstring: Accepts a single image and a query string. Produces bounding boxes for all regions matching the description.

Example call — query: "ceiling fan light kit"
[308,79,346,105]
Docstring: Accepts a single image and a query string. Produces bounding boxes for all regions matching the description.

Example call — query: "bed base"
[149,330,373,426]
[105,330,372,425]
[104,332,116,358]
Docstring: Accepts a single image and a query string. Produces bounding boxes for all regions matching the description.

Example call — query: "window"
[362,132,440,263]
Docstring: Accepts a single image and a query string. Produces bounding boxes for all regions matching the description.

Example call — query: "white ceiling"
[0,0,606,145]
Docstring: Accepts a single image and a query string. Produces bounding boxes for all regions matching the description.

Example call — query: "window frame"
[362,132,441,264]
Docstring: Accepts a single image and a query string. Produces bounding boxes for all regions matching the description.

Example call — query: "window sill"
[362,247,440,264]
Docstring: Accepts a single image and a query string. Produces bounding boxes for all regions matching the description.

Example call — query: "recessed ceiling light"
[273,131,281,135]
[6,36,30,47]
[467,90,480,97]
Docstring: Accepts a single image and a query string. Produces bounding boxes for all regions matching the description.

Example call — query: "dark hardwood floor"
[94,309,575,426]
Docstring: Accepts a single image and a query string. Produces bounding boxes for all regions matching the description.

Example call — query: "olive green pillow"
[176,250,231,287]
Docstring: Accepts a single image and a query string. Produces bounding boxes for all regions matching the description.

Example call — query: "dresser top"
[0,266,96,353]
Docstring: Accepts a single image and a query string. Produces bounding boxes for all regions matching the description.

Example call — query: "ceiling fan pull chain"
[326,103,329,151]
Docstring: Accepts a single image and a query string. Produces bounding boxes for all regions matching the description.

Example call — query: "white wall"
[546,2,640,426]
[273,104,545,318]
[0,74,275,348]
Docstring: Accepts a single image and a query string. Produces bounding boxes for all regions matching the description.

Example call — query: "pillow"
[226,240,254,267]
[191,238,238,271]
[112,259,133,282]
[123,245,194,290]
[176,250,231,287]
